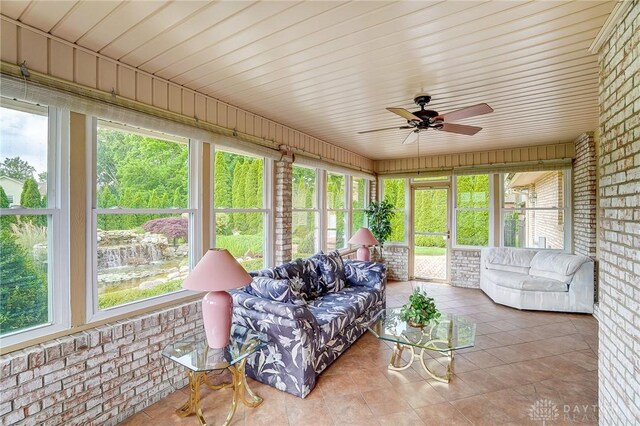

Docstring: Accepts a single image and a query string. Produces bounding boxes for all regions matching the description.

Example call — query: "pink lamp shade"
[182,249,252,349]
[348,227,379,261]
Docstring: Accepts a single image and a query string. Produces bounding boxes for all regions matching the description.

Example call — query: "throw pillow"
[250,277,306,306]
[317,250,346,293]
[305,252,326,298]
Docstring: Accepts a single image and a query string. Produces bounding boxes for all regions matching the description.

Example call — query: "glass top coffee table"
[367,308,476,383]
[162,324,267,426]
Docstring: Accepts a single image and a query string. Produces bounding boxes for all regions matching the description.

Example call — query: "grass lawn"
[414,246,446,256]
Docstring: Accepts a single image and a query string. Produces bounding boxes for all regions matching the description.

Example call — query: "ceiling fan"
[358,94,493,144]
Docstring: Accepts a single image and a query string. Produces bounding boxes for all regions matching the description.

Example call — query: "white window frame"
[380,177,409,245]
[0,101,70,347]
[499,168,572,252]
[325,171,349,251]
[86,119,200,322]
[350,176,370,237]
[452,174,494,249]
[211,146,273,268]
[291,164,320,258]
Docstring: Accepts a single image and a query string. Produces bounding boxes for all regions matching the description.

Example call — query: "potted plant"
[399,288,441,328]
[365,199,394,255]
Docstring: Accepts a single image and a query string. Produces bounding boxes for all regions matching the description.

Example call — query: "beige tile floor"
[121,281,599,426]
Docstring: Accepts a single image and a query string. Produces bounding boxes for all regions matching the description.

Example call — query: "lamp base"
[202,291,232,349]
[356,246,371,262]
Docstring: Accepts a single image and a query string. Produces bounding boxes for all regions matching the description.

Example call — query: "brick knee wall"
[594,2,640,423]
[450,249,481,288]
[373,246,409,281]
[0,301,203,426]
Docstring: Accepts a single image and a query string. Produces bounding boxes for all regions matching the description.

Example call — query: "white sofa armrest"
[568,260,595,313]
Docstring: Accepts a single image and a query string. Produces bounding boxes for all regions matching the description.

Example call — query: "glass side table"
[367,308,476,383]
[162,325,267,426]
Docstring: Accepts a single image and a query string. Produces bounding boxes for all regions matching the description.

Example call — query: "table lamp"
[182,249,252,349]
[348,227,379,261]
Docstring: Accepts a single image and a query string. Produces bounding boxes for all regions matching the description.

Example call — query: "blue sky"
[0,106,48,175]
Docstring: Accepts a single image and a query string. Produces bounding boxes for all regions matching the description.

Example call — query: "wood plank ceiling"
[0,1,615,160]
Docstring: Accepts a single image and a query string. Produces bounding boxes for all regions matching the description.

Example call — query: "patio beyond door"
[412,187,450,282]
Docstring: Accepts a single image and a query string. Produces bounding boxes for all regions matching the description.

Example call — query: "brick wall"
[450,249,481,288]
[0,301,203,426]
[595,2,639,424]
[274,156,293,265]
[573,132,598,258]
[526,171,564,249]
[373,245,409,281]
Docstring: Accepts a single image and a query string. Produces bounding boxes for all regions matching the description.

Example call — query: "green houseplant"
[400,288,441,327]
[365,199,394,251]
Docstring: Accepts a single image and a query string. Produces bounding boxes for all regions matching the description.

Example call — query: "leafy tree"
[0,185,17,232]
[0,229,48,333]
[0,157,35,181]
[20,178,41,208]
[37,172,47,183]
[0,185,9,208]
[142,217,188,246]
[19,178,46,226]
[214,151,232,208]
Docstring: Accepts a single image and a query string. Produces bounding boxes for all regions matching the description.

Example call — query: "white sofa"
[480,247,594,313]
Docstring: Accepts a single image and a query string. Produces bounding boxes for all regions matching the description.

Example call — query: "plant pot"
[407,319,425,328]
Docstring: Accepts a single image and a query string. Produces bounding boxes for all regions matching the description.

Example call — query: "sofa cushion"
[250,277,306,306]
[317,250,347,294]
[486,263,530,274]
[307,286,378,345]
[271,258,319,300]
[530,251,589,283]
[485,247,537,269]
[484,269,568,292]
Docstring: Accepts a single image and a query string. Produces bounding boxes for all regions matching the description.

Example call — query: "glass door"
[412,187,450,282]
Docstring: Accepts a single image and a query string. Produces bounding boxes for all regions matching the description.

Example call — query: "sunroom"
[0,1,637,425]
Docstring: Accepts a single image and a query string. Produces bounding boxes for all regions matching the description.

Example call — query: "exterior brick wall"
[595,2,640,424]
[0,301,203,426]
[525,171,564,249]
[450,249,481,288]
[573,133,598,258]
[373,245,409,281]
[274,156,293,265]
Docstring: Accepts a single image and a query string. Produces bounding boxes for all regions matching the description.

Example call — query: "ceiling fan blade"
[387,107,422,122]
[357,125,412,134]
[438,123,482,136]
[402,130,419,145]
[437,103,493,122]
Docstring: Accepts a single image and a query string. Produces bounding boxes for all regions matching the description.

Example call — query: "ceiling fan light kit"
[359,94,493,143]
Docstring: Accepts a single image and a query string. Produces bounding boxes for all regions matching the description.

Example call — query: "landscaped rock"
[138,279,165,290]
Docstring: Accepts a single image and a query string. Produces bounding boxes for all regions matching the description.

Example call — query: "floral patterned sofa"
[231,251,386,398]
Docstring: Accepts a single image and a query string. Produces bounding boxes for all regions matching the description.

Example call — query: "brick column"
[274,154,293,265]
[594,2,639,424]
[573,132,597,258]
[370,178,378,202]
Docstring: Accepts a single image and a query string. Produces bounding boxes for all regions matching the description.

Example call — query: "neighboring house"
[506,171,564,249]
[0,175,23,206]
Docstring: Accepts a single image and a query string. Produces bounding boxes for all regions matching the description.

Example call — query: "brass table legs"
[388,342,454,383]
[176,358,263,426]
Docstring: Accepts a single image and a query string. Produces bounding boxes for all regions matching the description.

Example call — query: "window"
[326,172,347,251]
[381,178,406,243]
[214,149,270,271]
[501,170,570,250]
[454,175,490,247]
[91,121,195,314]
[292,165,318,258]
[0,98,69,345]
[351,177,369,235]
